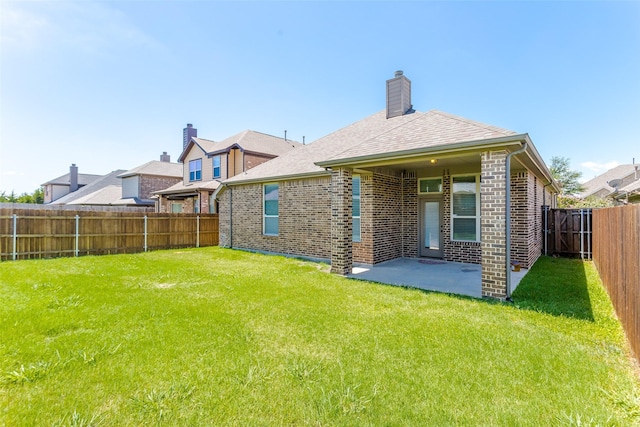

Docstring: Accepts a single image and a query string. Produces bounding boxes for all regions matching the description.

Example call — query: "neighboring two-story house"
[42,164,102,203]
[580,163,640,204]
[117,153,182,207]
[154,130,300,213]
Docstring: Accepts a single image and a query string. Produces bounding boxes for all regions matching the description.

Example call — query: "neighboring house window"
[418,178,442,194]
[451,175,480,242]
[171,203,183,213]
[194,197,200,214]
[213,156,221,179]
[189,159,202,181]
[263,183,279,236]
[353,175,361,242]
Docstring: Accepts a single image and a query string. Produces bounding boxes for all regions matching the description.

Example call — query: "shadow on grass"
[511,256,594,321]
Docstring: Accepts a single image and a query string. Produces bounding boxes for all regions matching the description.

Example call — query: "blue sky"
[1,1,639,194]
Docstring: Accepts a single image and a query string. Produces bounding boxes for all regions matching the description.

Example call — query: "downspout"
[505,142,528,300]
[542,182,554,256]
[229,186,233,248]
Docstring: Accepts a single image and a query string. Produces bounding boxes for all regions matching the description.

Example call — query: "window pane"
[453,176,476,216]
[420,178,442,193]
[352,176,361,196]
[353,198,360,217]
[264,184,278,215]
[453,218,476,241]
[352,218,361,242]
[264,217,278,235]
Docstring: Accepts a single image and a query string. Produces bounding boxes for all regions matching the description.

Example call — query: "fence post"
[144,215,148,252]
[12,214,17,261]
[75,215,80,257]
[196,215,200,248]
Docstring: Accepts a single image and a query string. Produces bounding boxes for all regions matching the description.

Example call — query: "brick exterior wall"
[244,153,276,171]
[372,171,403,263]
[140,176,182,200]
[219,177,333,260]
[330,168,353,274]
[353,174,374,264]
[401,172,418,258]
[480,150,508,299]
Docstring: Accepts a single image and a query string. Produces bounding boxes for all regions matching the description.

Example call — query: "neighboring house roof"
[178,131,300,163]
[50,170,127,205]
[42,172,102,187]
[117,160,182,178]
[153,180,220,196]
[580,164,639,198]
[223,109,522,185]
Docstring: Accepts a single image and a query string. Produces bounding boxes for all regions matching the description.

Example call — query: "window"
[263,183,279,235]
[352,175,361,242]
[194,197,200,214]
[212,156,221,179]
[451,175,480,241]
[189,159,202,181]
[418,178,442,194]
[171,203,183,213]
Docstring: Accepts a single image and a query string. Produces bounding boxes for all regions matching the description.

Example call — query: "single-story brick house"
[217,71,559,299]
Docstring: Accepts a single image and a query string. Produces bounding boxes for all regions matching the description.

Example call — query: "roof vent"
[386,71,412,119]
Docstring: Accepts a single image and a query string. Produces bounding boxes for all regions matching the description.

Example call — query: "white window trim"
[450,174,481,242]
[417,177,443,194]
[263,183,279,236]
[353,175,361,242]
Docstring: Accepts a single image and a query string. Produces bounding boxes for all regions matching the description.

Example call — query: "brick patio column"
[481,150,507,299]
[331,167,353,275]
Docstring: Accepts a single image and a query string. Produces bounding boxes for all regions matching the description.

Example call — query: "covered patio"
[348,258,529,298]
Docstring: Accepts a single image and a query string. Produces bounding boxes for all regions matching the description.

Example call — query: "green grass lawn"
[1,248,638,426]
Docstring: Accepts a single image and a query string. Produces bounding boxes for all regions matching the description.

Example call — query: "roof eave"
[315,134,530,168]
[224,170,330,186]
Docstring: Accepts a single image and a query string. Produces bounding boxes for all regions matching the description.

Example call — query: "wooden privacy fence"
[593,204,640,363]
[543,207,592,259]
[0,208,219,261]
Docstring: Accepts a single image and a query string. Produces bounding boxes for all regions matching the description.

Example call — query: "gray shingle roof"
[42,172,102,186]
[153,180,220,195]
[50,170,126,205]
[580,164,639,198]
[180,131,300,163]
[224,109,517,184]
[211,130,301,156]
[118,160,182,178]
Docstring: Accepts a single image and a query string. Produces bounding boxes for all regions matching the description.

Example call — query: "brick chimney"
[69,164,79,192]
[160,152,170,162]
[183,123,197,150]
[386,70,412,119]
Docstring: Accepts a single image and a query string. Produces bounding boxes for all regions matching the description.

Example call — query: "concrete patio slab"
[348,258,528,298]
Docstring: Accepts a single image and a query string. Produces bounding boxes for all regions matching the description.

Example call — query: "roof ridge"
[430,109,516,135]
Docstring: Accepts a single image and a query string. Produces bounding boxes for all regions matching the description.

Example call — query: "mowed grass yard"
[1,248,639,426]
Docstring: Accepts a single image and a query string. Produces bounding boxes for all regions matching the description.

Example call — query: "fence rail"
[593,204,640,363]
[0,208,218,261]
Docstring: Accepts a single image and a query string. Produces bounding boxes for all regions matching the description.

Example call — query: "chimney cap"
[186,123,193,128]
[394,70,404,77]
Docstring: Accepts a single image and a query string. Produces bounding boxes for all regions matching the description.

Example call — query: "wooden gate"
[543,207,592,259]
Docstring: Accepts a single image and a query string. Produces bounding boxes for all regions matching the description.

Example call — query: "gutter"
[224,170,331,186]
[315,134,530,168]
[505,141,528,300]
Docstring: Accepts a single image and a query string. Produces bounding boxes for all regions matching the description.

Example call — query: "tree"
[0,188,44,204]
[549,156,585,196]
